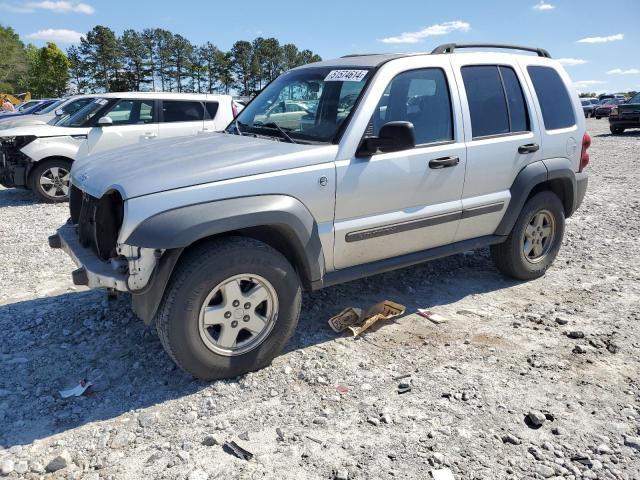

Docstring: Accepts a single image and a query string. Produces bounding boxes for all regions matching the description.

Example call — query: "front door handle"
[429,156,460,169]
[518,143,539,154]
[143,132,157,139]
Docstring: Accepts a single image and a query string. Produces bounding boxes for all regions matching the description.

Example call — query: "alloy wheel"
[523,209,555,264]
[198,274,278,356]
[39,166,70,199]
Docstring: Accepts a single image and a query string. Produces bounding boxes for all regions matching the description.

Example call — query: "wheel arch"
[26,155,73,181]
[128,195,325,324]
[495,159,578,236]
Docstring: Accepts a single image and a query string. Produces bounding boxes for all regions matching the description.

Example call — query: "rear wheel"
[28,159,71,202]
[610,126,624,135]
[595,116,601,120]
[490,191,565,280]
[155,236,302,380]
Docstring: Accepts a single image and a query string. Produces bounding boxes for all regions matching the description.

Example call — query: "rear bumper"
[49,223,128,290]
[575,172,588,212]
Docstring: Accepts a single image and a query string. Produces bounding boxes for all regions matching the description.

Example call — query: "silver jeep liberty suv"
[50,43,590,380]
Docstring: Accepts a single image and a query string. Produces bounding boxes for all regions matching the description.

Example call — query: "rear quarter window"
[527,66,576,130]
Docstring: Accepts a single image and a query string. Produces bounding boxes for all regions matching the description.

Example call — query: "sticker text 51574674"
[324,70,368,82]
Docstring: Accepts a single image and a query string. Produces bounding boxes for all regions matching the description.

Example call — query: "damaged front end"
[50,184,161,294]
[0,136,37,187]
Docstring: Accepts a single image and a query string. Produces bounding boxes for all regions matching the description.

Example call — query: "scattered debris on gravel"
[0,119,638,478]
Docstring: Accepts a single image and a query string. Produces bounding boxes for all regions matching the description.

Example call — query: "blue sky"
[2,0,639,93]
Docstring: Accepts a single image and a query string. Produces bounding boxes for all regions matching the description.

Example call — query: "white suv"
[51,44,590,380]
[0,92,237,201]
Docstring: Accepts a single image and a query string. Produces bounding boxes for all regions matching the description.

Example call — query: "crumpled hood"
[0,123,87,138]
[72,132,333,199]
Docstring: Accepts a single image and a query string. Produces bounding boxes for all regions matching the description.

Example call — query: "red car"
[594,98,625,119]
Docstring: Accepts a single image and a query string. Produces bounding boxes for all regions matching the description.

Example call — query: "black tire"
[490,191,565,280]
[595,116,601,120]
[28,158,72,203]
[610,126,624,135]
[155,236,302,380]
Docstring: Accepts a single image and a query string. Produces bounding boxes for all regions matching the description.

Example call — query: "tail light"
[579,132,591,172]
[231,101,238,118]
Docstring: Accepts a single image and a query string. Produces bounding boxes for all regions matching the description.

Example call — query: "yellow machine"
[0,92,32,106]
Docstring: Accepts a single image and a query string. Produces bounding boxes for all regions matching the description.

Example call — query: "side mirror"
[97,116,113,126]
[356,121,416,157]
[55,109,64,116]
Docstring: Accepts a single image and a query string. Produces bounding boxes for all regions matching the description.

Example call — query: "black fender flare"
[127,195,325,324]
[495,159,578,236]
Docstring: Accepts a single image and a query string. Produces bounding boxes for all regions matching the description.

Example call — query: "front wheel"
[490,191,565,280]
[155,236,302,380]
[610,126,624,135]
[28,159,71,202]
[595,116,601,120]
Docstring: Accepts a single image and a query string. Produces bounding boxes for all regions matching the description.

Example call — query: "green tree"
[78,25,122,91]
[213,50,234,94]
[27,42,70,97]
[0,25,27,92]
[230,40,253,96]
[120,29,151,91]
[168,34,193,92]
[153,29,175,91]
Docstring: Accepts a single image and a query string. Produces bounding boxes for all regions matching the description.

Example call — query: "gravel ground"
[0,118,638,480]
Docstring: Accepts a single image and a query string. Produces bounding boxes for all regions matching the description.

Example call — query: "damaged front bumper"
[0,137,35,187]
[49,223,129,290]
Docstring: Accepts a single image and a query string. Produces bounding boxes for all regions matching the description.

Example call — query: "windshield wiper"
[234,120,246,136]
[253,121,297,144]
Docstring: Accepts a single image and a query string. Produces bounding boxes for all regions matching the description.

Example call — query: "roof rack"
[431,43,551,58]
[340,53,386,58]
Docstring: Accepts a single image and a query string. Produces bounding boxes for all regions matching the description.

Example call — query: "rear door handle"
[429,156,459,169]
[143,132,157,139]
[518,143,539,154]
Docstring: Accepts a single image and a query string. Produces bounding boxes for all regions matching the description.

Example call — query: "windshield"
[227,67,372,143]
[58,98,109,127]
[35,98,65,115]
[630,93,640,104]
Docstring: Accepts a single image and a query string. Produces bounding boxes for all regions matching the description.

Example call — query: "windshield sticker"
[96,99,108,105]
[324,70,368,82]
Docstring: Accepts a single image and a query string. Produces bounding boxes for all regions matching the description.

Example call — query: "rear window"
[162,101,204,123]
[527,66,576,130]
[205,101,219,120]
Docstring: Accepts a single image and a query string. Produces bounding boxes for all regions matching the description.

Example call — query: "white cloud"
[379,21,470,44]
[533,1,555,10]
[606,68,640,75]
[557,58,588,66]
[573,80,606,90]
[27,28,83,43]
[577,33,624,44]
[0,1,94,14]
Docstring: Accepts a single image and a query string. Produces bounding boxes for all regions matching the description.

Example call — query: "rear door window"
[461,66,510,138]
[499,66,530,133]
[205,101,219,120]
[162,101,205,123]
[527,66,576,130]
[461,65,531,138]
